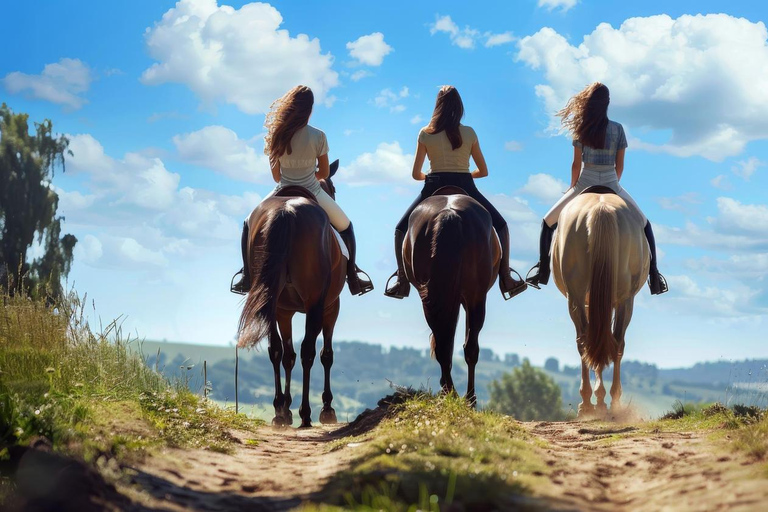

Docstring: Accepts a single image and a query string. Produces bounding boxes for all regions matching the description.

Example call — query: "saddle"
[430,185,468,197]
[274,186,318,203]
[579,185,617,196]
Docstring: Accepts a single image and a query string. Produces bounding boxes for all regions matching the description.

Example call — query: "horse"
[403,187,501,405]
[237,160,345,428]
[552,188,650,416]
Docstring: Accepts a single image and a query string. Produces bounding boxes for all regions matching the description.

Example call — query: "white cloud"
[485,32,515,48]
[516,14,768,161]
[713,197,768,235]
[2,58,92,109]
[173,126,270,183]
[74,234,103,265]
[537,0,577,12]
[504,140,523,152]
[710,174,732,190]
[663,274,765,319]
[372,87,409,112]
[518,173,568,203]
[410,115,424,125]
[350,70,373,82]
[141,0,339,114]
[339,141,413,186]
[346,32,393,66]
[430,15,479,49]
[732,157,764,181]
[656,192,702,215]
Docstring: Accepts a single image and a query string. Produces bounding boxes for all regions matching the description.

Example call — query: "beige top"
[418,124,478,173]
[270,125,329,191]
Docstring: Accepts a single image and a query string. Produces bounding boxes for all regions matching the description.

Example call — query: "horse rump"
[238,208,295,348]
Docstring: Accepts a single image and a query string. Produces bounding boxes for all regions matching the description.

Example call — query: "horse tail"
[584,202,619,372]
[421,209,463,359]
[238,208,294,348]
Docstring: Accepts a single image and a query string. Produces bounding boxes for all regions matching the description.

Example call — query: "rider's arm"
[270,159,281,183]
[470,141,488,179]
[615,148,625,181]
[412,142,428,181]
[570,146,582,188]
[316,154,330,180]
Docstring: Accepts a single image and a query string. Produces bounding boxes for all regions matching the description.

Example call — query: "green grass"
[311,393,549,511]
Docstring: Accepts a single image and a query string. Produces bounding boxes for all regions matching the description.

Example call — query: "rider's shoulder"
[607,119,625,131]
[305,124,325,137]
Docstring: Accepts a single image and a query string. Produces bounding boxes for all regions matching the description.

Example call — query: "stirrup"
[230,270,248,296]
[500,269,528,301]
[384,271,410,299]
[525,264,542,290]
[350,266,374,296]
[649,271,669,295]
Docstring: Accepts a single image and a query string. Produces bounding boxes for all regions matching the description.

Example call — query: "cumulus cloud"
[346,32,393,66]
[516,14,768,161]
[656,192,702,215]
[732,157,764,181]
[350,70,373,82]
[504,140,523,152]
[710,174,732,190]
[372,87,409,112]
[430,15,479,49]
[410,115,424,125]
[338,142,413,186]
[141,0,339,114]
[537,0,577,12]
[662,274,766,319]
[485,32,516,48]
[173,126,270,183]
[2,58,92,109]
[518,173,568,203]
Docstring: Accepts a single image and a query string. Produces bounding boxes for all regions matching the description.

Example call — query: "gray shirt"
[573,120,627,171]
[272,125,329,193]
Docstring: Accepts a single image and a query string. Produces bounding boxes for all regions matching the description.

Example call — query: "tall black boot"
[384,230,410,299]
[230,222,250,295]
[644,221,668,295]
[526,221,556,290]
[497,225,528,300]
[339,223,374,296]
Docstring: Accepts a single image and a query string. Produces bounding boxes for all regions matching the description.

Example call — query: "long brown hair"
[558,82,609,149]
[264,85,314,164]
[426,85,464,150]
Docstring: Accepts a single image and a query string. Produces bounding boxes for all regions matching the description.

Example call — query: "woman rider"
[525,82,668,295]
[231,85,374,296]
[384,85,528,300]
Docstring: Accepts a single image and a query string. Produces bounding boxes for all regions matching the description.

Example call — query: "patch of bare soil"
[527,420,768,512]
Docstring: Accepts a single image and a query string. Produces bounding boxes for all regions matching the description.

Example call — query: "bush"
[487,359,564,421]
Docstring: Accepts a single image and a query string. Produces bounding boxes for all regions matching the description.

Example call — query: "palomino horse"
[403,187,501,405]
[552,188,650,416]
[238,161,345,428]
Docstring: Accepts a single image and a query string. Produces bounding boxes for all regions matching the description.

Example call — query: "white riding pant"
[263,186,351,232]
[543,168,646,227]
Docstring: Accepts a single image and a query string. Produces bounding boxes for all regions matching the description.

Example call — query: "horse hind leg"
[570,298,595,417]
[595,367,608,415]
[319,299,340,425]
[298,301,324,428]
[425,304,459,395]
[463,300,486,408]
[610,299,633,411]
[277,310,295,425]
[267,322,287,426]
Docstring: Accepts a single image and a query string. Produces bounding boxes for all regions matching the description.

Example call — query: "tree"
[504,353,520,367]
[488,359,564,421]
[544,357,560,373]
[0,103,76,299]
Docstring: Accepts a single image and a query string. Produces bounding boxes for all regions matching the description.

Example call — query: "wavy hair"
[264,85,314,164]
[426,85,464,150]
[558,82,610,150]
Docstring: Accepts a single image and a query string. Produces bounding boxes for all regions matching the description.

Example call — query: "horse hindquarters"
[584,203,620,372]
[420,209,464,393]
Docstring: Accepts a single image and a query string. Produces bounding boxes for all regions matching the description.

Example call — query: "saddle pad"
[431,185,469,197]
[333,229,349,260]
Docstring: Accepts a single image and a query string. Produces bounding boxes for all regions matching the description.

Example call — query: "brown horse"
[552,189,649,416]
[403,187,501,404]
[238,161,345,428]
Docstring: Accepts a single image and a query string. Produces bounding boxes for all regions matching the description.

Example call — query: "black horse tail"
[238,208,294,348]
[421,209,463,359]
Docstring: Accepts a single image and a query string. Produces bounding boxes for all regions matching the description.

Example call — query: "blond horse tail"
[584,202,619,371]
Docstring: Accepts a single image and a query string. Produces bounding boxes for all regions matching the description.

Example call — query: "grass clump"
[317,393,548,511]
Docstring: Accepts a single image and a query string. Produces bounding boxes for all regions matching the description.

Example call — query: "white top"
[271,125,329,190]
[418,124,478,173]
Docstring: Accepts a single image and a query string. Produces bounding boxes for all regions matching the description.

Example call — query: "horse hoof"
[272,416,288,427]
[577,405,596,418]
[299,420,312,429]
[319,408,337,424]
[282,409,294,426]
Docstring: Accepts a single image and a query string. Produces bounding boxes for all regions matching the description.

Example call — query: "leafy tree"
[544,357,560,373]
[488,359,564,421]
[0,103,76,299]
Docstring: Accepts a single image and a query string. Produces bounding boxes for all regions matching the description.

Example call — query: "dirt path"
[527,420,767,511]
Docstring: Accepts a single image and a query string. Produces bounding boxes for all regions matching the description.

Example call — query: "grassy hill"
[139,339,768,421]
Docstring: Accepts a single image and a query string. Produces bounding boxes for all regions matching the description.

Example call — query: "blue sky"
[2,0,767,368]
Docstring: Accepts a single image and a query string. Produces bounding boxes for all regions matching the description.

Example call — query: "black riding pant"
[395,173,507,232]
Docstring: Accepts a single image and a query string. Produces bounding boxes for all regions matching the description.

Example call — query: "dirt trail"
[119,417,768,511]
[527,420,767,511]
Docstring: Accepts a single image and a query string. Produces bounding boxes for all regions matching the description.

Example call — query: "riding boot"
[230,222,251,295]
[496,225,527,300]
[384,230,411,299]
[526,221,556,290]
[339,223,374,296]
[644,221,669,295]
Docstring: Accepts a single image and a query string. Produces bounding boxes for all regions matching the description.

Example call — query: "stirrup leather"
[384,271,410,299]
